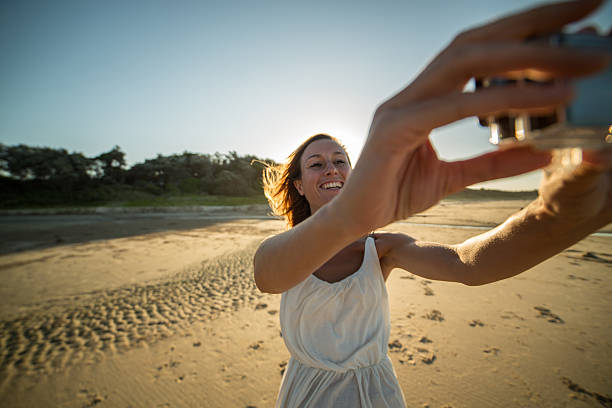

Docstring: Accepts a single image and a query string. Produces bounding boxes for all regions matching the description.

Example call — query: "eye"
[309,162,322,168]
[335,160,345,165]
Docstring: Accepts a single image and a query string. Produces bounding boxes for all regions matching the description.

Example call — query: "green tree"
[95,146,126,184]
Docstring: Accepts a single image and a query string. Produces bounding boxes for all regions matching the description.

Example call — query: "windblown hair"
[262,133,351,228]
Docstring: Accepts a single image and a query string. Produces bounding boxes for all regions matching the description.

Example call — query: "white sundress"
[276,236,406,408]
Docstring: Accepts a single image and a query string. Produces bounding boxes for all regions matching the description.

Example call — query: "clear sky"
[1,0,610,190]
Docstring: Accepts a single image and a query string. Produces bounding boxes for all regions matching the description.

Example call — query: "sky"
[1,0,610,191]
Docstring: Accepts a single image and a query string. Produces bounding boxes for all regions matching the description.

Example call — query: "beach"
[0,200,611,407]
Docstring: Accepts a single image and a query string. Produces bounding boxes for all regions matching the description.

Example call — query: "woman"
[254,1,612,407]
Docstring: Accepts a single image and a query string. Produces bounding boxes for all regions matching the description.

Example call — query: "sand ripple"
[0,246,262,378]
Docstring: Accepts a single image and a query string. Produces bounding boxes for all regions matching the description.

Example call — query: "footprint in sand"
[500,311,525,321]
[564,250,612,265]
[534,306,564,324]
[389,339,437,365]
[483,347,500,356]
[419,350,436,365]
[562,377,612,406]
[469,319,485,327]
[78,389,106,407]
[388,340,414,365]
[581,252,612,264]
[422,310,444,322]
[389,339,403,350]
[567,274,588,281]
[279,360,287,376]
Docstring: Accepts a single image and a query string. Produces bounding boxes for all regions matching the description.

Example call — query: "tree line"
[0,144,276,207]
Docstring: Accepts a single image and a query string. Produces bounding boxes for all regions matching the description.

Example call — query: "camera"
[477,33,612,150]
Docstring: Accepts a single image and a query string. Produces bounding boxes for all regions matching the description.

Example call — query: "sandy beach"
[0,200,611,408]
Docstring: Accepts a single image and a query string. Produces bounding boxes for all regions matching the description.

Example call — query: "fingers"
[380,0,608,109]
[455,0,603,44]
[399,81,575,133]
[384,42,609,108]
[582,146,612,169]
[443,147,552,193]
[447,43,609,82]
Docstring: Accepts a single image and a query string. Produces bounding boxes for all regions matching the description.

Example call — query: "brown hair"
[262,133,351,228]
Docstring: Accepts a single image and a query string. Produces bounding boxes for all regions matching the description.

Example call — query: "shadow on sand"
[0,211,275,256]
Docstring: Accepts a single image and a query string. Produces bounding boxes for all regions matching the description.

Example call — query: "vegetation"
[0,144,274,208]
[0,143,538,209]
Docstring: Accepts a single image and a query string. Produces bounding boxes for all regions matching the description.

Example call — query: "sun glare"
[293,122,364,165]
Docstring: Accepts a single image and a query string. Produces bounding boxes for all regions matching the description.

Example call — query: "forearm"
[455,197,607,286]
[253,202,362,293]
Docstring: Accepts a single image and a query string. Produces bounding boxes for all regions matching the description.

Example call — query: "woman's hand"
[538,149,612,228]
[254,0,610,294]
[332,0,610,235]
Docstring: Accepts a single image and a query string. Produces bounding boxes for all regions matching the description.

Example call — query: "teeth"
[322,181,342,190]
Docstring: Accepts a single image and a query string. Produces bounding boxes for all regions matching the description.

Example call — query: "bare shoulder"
[371,232,416,280]
[371,232,415,255]
[254,234,276,254]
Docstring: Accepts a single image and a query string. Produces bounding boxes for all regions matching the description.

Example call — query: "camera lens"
[529,114,558,131]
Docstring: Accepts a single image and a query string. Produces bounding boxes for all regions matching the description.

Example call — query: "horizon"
[1,0,610,191]
[0,141,544,193]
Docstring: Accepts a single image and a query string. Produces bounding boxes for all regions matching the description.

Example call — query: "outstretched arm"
[254,0,610,294]
[384,155,612,286]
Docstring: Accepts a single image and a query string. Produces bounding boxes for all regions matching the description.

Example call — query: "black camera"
[477,33,612,150]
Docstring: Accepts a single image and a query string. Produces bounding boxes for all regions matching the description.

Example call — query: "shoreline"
[0,203,272,216]
[0,195,537,216]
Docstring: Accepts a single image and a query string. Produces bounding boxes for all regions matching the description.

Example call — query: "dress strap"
[365,235,377,255]
[363,236,383,279]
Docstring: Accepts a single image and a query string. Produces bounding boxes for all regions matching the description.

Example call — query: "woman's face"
[294,139,351,214]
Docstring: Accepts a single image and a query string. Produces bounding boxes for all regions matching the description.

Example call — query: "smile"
[320,181,343,190]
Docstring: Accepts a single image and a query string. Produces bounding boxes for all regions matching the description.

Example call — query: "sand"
[0,200,610,408]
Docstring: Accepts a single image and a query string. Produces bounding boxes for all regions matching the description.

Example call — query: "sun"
[294,121,364,165]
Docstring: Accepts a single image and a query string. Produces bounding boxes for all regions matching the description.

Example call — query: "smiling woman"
[262,133,352,228]
[254,1,612,406]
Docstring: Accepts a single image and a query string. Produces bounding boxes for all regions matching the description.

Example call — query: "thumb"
[444,146,552,193]
[582,147,612,170]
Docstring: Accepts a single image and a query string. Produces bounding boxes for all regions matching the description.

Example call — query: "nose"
[324,161,339,176]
